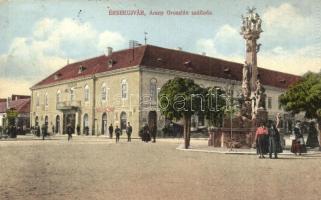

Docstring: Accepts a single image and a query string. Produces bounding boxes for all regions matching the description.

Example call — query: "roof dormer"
[78,65,86,74]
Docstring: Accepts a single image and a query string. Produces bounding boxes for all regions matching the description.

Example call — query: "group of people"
[108,122,133,143]
[256,120,310,159]
[108,122,157,143]
[255,120,282,159]
[140,124,157,143]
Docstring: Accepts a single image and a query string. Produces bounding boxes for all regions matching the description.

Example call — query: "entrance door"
[55,115,60,133]
[45,116,48,126]
[148,111,157,132]
[120,112,127,131]
[102,113,107,135]
[63,113,76,134]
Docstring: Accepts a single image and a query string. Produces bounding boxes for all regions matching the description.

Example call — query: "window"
[45,92,48,106]
[121,79,128,99]
[268,97,272,109]
[278,96,282,110]
[36,93,39,107]
[150,78,157,102]
[84,85,90,102]
[56,90,61,104]
[70,88,75,101]
[101,83,107,101]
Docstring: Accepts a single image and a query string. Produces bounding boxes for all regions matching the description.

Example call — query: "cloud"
[259,45,321,75]
[97,31,126,52]
[196,24,242,57]
[261,3,316,49]
[196,3,321,76]
[0,78,32,97]
[0,17,126,86]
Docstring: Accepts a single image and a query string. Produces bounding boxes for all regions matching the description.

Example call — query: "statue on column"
[242,61,251,99]
[252,77,267,119]
[239,61,253,120]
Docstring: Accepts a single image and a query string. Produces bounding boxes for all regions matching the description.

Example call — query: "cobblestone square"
[1,137,321,200]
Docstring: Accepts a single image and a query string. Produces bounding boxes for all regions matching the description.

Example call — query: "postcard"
[0,0,320,200]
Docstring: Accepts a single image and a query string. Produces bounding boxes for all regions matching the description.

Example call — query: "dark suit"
[126,125,132,142]
[115,128,121,143]
[109,125,114,139]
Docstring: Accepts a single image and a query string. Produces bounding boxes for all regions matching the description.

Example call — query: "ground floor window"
[83,114,89,135]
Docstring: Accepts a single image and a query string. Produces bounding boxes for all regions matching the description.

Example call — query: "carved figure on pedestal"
[254,78,266,110]
[242,62,251,97]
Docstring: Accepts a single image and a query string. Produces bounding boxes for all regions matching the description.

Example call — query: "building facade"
[30,45,301,137]
[0,95,31,133]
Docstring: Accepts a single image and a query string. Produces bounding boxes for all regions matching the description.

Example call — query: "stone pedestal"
[208,127,256,148]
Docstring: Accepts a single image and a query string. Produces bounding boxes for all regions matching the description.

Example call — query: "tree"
[279,71,321,149]
[158,77,204,149]
[5,108,18,138]
[203,87,226,128]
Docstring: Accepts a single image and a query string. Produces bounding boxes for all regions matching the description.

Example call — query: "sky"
[0,0,320,97]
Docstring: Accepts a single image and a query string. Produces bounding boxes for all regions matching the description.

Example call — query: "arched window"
[56,90,61,104]
[121,79,128,99]
[45,92,48,106]
[150,78,157,102]
[70,87,75,101]
[84,84,90,102]
[101,83,107,101]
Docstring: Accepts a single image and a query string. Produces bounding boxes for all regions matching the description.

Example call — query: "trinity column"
[240,7,266,122]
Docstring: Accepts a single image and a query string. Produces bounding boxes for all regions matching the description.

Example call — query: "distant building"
[0,95,31,133]
[30,45,301,137]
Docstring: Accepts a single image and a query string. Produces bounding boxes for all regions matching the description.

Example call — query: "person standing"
[150,125,157,143]
[51,124,55,135]
[67,124,73,141]
[109,124,114,139]
[255,122,268,158]
[291,121,307,155]
[142,124,151,143]
[126,122,132,142]
[268,121,278,159]
[306,122,320,148]
[115,125,121,143]
[41,124,47,140]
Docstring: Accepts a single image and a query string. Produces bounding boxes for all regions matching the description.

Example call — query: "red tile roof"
[32,45,300,89]
[0,98,30,113]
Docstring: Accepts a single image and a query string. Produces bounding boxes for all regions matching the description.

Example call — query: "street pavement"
[1,135,321,200]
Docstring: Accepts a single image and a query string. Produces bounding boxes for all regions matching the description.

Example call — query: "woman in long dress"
[291,122,307,155]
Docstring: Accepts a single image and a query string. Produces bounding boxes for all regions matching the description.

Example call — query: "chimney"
[176,47,182,51]
[105,47,113,56]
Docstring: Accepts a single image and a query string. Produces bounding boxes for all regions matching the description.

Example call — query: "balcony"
[56,101,82,110]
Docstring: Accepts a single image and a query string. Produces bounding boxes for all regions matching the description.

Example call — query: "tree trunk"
[183,115,191,149]
[187,117,191,148]
[318,119,321,151]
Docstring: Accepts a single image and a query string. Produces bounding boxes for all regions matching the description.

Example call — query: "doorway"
[148,111,157,130]
[102,113,107,135]
[63,113,76,134]
[120,111,127,131]
[55,115,60,133]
